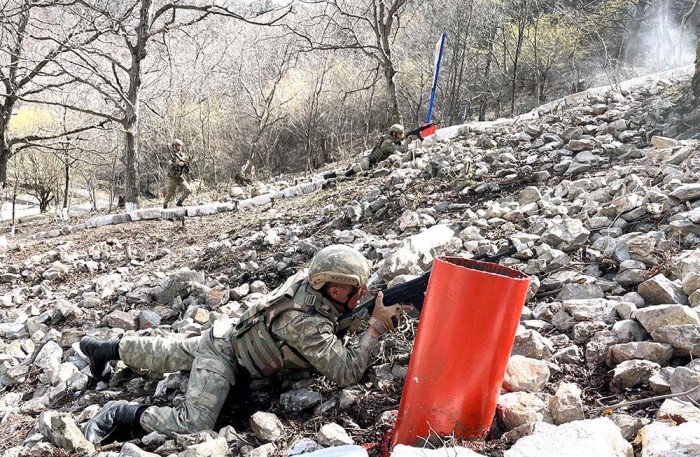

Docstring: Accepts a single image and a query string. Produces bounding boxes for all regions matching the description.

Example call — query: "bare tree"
[14,150,62,213]
[0,1,106,190]
[234,44,296,171]
[288,0,412,123]
[50,0,290,210]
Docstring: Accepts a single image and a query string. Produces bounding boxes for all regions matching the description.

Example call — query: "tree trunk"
[384,63,401,123]
[0,117,11,188]
[122,0,153,211]
[124,124,139,210]
[693,37,700,101]
[63,160,69,209]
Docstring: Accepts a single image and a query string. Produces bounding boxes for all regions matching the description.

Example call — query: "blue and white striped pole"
[426,32,447,124]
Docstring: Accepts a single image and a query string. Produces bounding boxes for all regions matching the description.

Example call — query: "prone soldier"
[79,245,408,443]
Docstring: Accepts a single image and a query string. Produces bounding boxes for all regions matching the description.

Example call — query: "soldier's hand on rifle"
[368,292,411,337]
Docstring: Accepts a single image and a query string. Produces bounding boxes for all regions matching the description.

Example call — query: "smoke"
[625,4,697,73]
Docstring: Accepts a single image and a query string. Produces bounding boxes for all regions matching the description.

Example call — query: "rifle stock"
[335,240,533,337]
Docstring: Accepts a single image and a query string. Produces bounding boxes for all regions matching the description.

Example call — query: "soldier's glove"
[368,291,404,336]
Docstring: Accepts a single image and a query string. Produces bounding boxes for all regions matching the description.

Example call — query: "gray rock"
[611,359,660,390]
[250,411,284,442]
[503,418,632,457]
[280,388,323,412]
[37,411,95,454]
[511,330,553,360]
[119,442,161,456]
[33,341,63,370]
[496,392,553,431]
[634,305,700,334]
[150,268,205,305]
[101,310,139,330]
[548,382,584,425]
[503,355,550,392]
[552,346,582,365]
[609,414,649,440]
[608,342,674,366]
[139,310,161,329]
[670,365,700,402]
[649,367,674,393]
[338,390,359,410]
[557,283,604,301]
[638,421,700,457]
[585,330,621,369]
[650,324,700,356]
[317,423,354,446]
[249,443,276,457]
[638,274,688,305]
[177,437,228,457]
[669,184,700,201]
[657,398,700,423]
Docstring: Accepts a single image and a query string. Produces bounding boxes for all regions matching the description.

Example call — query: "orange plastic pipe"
[392,257,531,446]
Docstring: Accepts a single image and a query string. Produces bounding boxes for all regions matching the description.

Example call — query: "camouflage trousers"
[119,327,238,435]
[164,177,191,205]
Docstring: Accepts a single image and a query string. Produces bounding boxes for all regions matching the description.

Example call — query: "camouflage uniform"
[363,136,407,168]
[164,155,191,206]
[120,271,380,435]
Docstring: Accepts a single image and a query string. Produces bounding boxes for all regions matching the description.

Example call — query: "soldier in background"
[78,245,408,443]
[361,124,409,170]
[336,124,411,179]
[163,139,192,208]
[234,160,254,186]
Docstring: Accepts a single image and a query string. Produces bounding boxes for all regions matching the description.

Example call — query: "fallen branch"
[593,385,700,413]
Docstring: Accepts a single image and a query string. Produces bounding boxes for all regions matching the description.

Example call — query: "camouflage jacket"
[367,136,406,165]
[231,271,380,387]
[167,154,190,179]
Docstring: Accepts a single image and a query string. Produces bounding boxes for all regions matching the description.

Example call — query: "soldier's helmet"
[172,138,184,148]
[308,245,371,290]
[389,124,404,139]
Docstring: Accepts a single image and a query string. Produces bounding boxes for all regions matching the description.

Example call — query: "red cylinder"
[392,257,531,447]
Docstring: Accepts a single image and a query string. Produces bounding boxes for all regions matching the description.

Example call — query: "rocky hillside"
[2,69,700,457]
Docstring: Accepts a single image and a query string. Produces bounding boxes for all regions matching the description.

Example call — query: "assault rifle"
[404,122,440,141]
[336,239,534,337]
[172,153,192,179]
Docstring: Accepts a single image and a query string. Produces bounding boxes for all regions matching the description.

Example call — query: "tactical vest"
[367,136,395,164]
[231,271,337,379]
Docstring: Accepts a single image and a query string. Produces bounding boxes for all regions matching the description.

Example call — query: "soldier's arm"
[272,312,380,387]
[384,138,407,155]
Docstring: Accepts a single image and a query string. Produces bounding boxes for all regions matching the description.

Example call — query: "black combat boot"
[175,199,183,207]
[163,202,168,209]
[79,336,120,382]
[82,401,148,444]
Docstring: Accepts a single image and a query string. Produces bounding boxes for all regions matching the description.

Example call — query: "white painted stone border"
[21,178,326,243]
[434,64,695,142]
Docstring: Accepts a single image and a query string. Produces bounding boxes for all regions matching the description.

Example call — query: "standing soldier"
[78,245,408,443]
[233,160,254,186]
[163,139,192,208]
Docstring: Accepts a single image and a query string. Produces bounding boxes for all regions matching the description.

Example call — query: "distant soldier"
[163,139,191,208]
[233,160,254,186]
[361,124,409,170]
